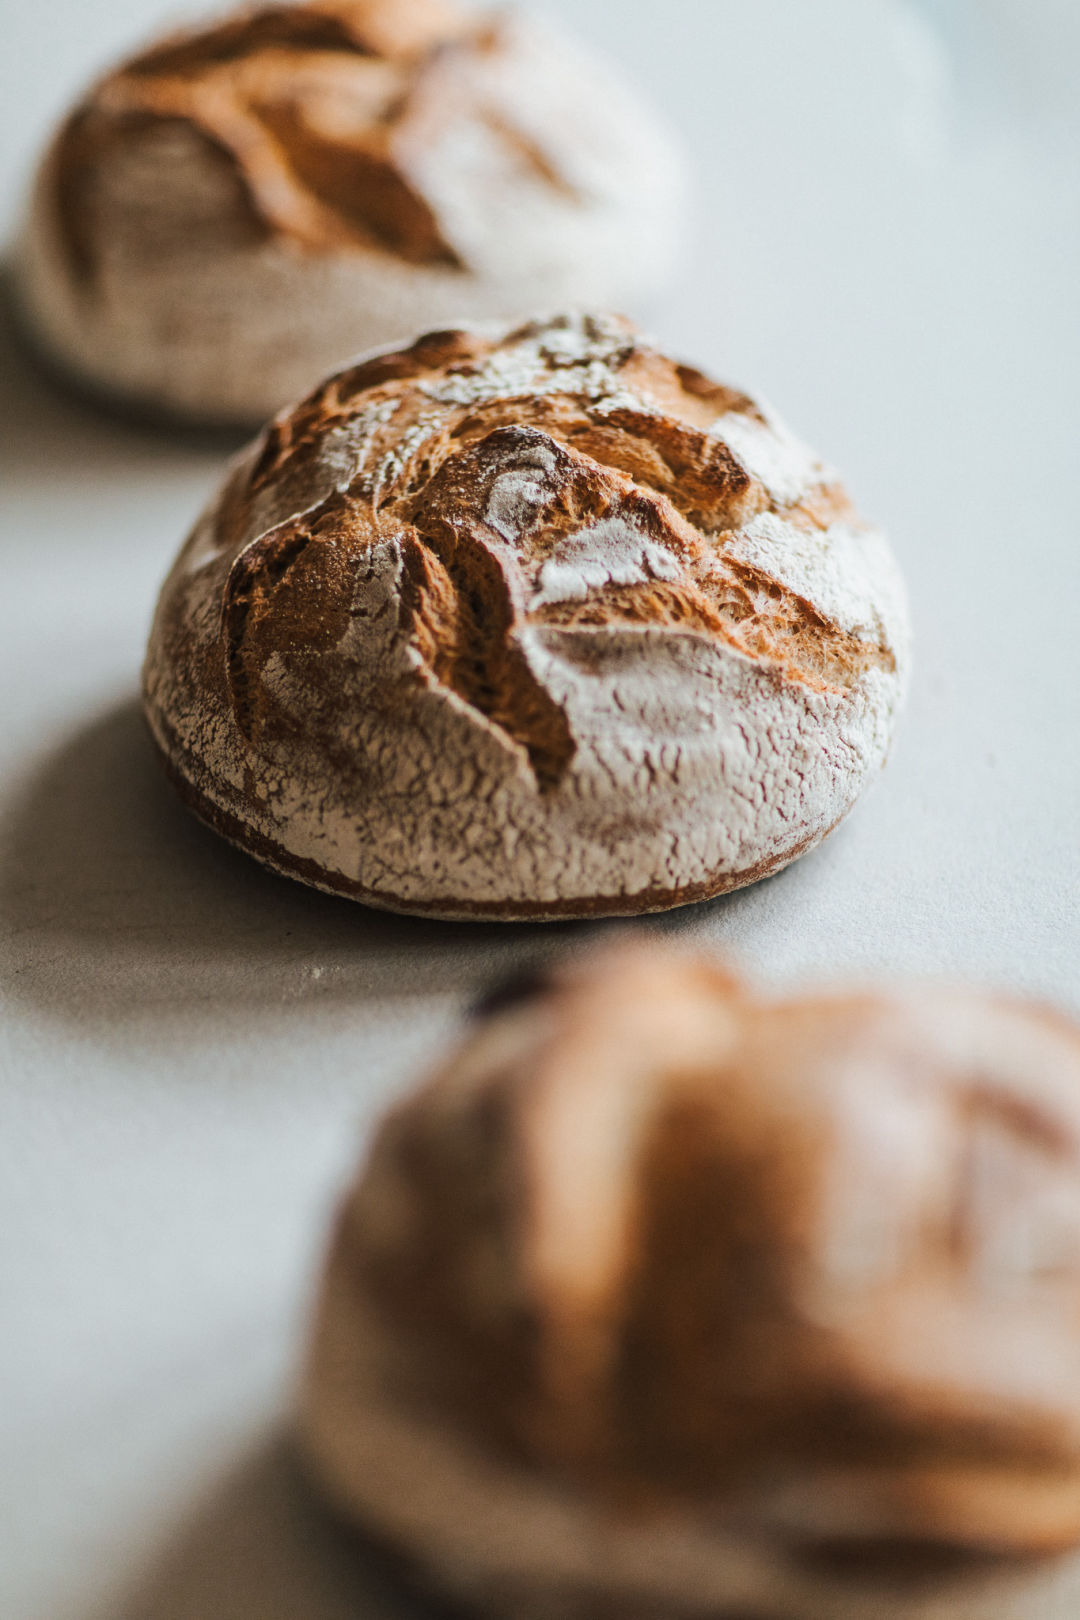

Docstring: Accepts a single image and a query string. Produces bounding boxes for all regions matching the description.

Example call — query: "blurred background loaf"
[14,0,687,426]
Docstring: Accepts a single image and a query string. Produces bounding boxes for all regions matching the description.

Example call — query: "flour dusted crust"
[142,312,909,919]
[15,0,685,425]
[299,942,1080,1620]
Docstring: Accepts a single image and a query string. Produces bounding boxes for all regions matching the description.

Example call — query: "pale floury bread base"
[15,11,685,426]
[299,954,1080,1619]
[303,1269,1080,1620]
[142,314,909,919]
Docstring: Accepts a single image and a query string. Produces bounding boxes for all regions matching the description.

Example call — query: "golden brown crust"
[223,321,895,756]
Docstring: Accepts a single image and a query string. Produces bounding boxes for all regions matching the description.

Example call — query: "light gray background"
[2,2,1078,1616]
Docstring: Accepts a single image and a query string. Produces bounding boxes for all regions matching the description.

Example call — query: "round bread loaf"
[142,312,909,920]
[299,942,1080,1620]
[15,0,685,426]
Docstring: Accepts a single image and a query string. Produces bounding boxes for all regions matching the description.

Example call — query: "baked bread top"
[300,943,1080,1618]
[143,313,909,918]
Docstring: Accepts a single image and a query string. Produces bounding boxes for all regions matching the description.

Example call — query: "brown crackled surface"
[143,312,909,919]
[299,942,1080,1619]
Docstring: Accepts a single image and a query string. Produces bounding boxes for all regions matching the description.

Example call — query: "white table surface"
[2,2,1078,1616]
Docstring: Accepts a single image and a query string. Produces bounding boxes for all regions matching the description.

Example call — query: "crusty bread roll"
[299,942,1080,1620]
[15,0,685,426]
[143,313,909,920]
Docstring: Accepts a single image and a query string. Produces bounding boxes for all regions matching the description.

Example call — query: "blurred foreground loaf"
[299,942,1080,1620]
[16,0,685,425]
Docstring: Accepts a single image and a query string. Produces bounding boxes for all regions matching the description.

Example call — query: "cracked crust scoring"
[298,943,1080,1619]
[142,312,910,920]
[15,0,686,423]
